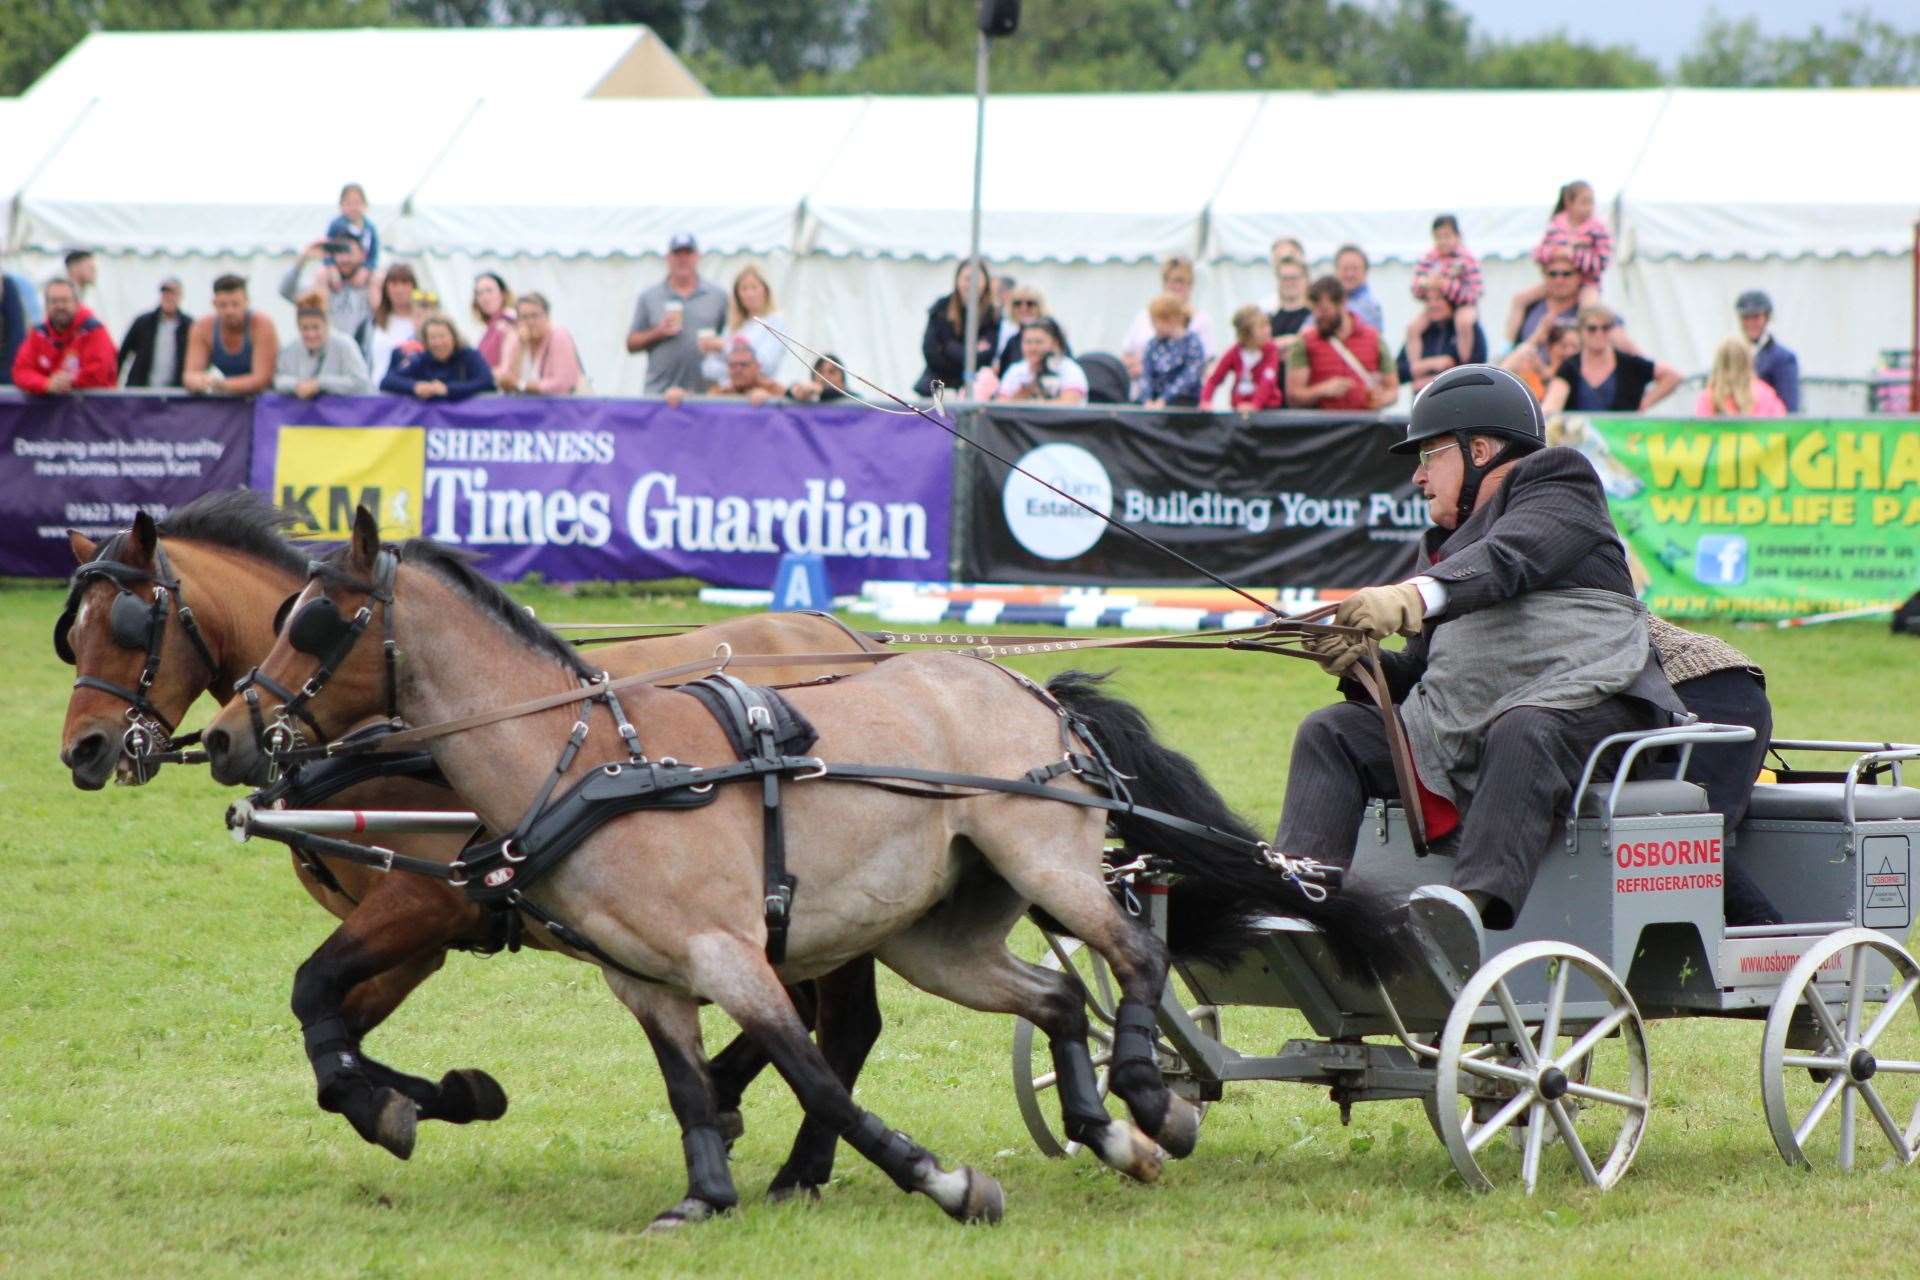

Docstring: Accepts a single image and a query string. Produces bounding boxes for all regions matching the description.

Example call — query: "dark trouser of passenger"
[1275,697,1654,930]
[1665,667,1783,927]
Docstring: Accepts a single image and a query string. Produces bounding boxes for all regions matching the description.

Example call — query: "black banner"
[958,407,1428,588]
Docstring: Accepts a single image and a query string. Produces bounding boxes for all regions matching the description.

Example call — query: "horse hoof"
[433,1068,509,1124]
[952,1168,1004,1225]
[374,1089,419,1161]
[765,1181,822,1206]
[716,1110,745,1148]
[1089,1120,1163,1184]
[1156,1094,1201,1159]
[644,1197,727,1234]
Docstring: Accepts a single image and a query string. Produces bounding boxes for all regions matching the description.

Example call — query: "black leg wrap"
[302,1016,360,1103]
[1108,1000,1168,1131]
[844,1111,928,1194]
[681,1125,738,1209]
[1049,1040,1111,1143]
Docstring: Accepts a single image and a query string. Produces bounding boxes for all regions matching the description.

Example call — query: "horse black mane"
[98,489,310,574]
[314,537,595,678]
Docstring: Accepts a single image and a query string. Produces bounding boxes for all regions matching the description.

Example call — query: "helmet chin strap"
[1450,432,1527,527]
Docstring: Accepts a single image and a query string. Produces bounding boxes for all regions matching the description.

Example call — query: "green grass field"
[4,581,1919,1279]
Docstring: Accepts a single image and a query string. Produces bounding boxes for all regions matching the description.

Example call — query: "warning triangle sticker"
[1866,855,1909,911]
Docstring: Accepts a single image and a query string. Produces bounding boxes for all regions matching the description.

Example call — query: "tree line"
[3,0,1916,97]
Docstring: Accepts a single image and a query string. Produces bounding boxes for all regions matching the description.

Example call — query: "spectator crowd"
[4,177,1803,419]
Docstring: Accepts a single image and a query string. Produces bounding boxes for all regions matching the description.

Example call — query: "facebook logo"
[1695,535,1748,586]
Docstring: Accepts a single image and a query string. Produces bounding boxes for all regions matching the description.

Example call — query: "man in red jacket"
[11,278,118,395]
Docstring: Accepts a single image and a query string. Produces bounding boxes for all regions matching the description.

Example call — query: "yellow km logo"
[273,426,426,538]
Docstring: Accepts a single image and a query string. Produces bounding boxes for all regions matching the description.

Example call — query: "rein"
[295,603,1428,849]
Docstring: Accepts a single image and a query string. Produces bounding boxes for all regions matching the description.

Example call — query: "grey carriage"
[1012,727,1920,1192]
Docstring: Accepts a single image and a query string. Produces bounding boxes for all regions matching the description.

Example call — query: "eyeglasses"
[1416,441,1458,468]
[1582,323,1613,333]
[1011,299,1040,309]
[1545,269,1576,278]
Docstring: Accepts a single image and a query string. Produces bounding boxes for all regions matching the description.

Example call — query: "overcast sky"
[1453,0,1886,68]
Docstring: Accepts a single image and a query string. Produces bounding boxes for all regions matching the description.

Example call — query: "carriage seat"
[1745,782,1920,823]
[1576,779,1708,819]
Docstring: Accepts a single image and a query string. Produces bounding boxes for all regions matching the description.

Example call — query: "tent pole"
[1911,218,1918,414]
[962,31,988,396]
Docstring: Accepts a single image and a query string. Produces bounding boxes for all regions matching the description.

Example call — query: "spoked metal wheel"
[1433,941,1651,1193]
[1010,933,1219,1157]
[1760,928,1920,1171]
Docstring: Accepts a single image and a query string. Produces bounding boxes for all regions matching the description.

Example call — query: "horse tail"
[1043,670,1403,970]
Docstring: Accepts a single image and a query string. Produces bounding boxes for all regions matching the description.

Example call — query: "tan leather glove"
[1304,629,1370,676]
[1334,582,1425,639]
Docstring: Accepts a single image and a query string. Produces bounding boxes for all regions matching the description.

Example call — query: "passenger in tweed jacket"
[1647,616,1780,925]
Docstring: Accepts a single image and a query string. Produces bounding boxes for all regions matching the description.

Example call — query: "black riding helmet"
[1391,364,1546,526]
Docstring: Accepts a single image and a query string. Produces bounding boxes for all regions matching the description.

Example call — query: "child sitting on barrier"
[1137,293,1207,409]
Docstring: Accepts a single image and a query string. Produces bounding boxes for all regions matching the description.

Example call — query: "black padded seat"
[1746,782,1920,823]
[1578,779,1709,818]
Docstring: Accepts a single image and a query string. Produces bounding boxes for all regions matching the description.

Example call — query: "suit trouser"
[1275,696,1654,929]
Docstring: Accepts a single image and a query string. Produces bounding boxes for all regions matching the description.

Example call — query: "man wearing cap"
[1736,290,1800,413]
[627,232,729,396]
[118,277,194,388]
[1273,364,1684,929]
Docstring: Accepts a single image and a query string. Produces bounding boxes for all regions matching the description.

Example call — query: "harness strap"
[505,890,663,987]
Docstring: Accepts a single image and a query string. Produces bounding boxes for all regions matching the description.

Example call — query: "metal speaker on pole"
[978,0,1020,37]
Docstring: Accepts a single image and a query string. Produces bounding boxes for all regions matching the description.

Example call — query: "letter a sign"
[772,553,831,611]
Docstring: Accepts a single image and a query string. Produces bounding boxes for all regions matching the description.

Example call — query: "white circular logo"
[1002,443,1112,561]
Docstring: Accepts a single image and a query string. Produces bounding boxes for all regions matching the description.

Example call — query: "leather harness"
[230,557,1414,986]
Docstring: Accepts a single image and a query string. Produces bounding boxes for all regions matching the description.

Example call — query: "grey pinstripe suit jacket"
[1362,446,1684,718]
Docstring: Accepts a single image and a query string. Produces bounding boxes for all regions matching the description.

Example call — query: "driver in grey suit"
[1274,364,1685,929]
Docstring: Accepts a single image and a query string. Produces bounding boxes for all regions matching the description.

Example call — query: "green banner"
[1564,415,1920,621]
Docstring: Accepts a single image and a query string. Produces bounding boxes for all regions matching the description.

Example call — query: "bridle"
[54,542,219,781]
[234,548,400,777]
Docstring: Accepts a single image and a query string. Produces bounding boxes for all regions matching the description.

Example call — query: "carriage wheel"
[1423,1045,1590,1153]
[1432,941,1651,1194]
[1010,933,1219,1157]
[1760,928,1920,1172]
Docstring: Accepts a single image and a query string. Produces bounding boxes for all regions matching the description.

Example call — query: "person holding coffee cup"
[626,231,728,396]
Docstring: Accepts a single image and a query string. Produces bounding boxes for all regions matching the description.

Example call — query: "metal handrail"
[1567,722,1756,850]
[1843,748,1920,825]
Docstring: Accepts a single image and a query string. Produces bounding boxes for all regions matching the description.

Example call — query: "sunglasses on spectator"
[1545,269,1576,278]
[1011,298,1041,309]
[1582,322,1614,332]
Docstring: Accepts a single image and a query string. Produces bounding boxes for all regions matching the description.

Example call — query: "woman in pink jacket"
[494,292,584,396]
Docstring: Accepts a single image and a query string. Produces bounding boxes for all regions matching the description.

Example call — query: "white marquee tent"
[4,77,1914,400]
[17,26,706,116]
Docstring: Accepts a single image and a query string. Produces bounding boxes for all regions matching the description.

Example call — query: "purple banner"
[0,392,254,576]
[249,395,952,590]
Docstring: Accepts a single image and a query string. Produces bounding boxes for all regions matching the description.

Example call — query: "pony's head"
[56,512,213,789]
